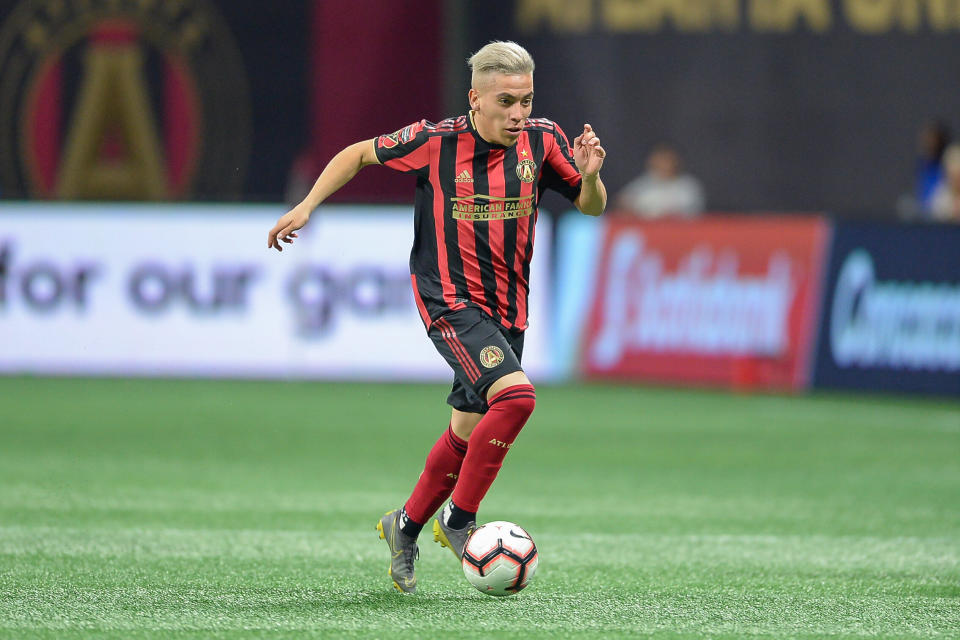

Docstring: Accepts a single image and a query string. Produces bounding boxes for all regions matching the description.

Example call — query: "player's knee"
[488,383,536,421]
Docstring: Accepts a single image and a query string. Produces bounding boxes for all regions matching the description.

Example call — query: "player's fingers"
[267,226,280,248]
[273,225,293,250]
[583,123,593,134]
[594,144,606,158]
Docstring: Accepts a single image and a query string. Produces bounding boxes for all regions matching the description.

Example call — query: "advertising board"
[0,204,553,381]
[557,214,829,391]
[813,222,960,395]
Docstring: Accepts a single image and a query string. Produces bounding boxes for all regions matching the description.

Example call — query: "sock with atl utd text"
[401,424,468,537]
[450,384,536,514]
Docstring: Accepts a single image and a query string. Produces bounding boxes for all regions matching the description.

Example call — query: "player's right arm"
[267,139,380,251]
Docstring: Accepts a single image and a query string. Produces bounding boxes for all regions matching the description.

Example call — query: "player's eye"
[521,99,532,107]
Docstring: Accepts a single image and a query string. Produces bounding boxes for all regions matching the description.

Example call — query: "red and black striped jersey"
[374,113,582,331]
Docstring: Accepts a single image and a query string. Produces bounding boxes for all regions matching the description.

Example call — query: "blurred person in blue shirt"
[916,119,951,212]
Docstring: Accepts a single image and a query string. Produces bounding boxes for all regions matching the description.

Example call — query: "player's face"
[469,73,534,147]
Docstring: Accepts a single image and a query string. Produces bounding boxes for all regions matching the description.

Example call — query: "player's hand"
[573,124,606,178]
[267,204,312,252]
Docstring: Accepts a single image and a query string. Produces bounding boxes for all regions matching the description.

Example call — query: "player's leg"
[437,371,535,539]
[447,369,534,520]
[376,311,492,592]
[434,324,535,558]
[377,406,480,594]
[397,407,482,538]
[450,407,484,440]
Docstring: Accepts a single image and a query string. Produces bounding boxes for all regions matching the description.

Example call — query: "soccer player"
[267,41,606,593]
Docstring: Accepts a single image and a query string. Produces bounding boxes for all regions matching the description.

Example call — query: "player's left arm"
[572,124,607,217]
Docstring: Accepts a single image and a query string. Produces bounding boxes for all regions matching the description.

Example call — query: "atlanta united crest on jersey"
[375,114,582,332]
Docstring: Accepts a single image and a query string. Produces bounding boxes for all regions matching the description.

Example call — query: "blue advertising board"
[813,222,960,395]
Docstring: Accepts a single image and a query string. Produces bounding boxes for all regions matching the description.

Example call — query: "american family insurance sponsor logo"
[581,217,829,390]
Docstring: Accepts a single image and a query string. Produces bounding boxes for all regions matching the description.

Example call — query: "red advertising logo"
[581,216,829,391]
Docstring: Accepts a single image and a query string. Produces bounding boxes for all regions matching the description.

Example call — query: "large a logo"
[0,0,251,199]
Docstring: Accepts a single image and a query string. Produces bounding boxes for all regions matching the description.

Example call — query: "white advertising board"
[0,204,553,381]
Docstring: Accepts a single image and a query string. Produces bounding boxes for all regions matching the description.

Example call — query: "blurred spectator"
[929,144,960,222]
[899,119,952,220]
[615,143,705,218]
[917,120,951,209]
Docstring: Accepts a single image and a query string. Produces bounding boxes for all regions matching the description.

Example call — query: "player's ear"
[468,88,479,110]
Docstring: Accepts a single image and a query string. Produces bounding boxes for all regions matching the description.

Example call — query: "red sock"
[451,384,536,513]
[403,424,468,524]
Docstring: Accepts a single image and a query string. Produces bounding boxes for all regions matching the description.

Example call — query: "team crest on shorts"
[479,346,505,369]
[516,159,537,183]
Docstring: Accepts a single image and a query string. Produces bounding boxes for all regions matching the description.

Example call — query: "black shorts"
[428,307,525,414]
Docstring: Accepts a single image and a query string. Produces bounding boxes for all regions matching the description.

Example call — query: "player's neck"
[469,110,516,148]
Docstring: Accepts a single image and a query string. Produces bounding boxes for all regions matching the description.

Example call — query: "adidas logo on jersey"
[455,170,473,183]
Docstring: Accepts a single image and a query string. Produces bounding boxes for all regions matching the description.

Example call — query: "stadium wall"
[2,204,957,396]
[554,212,960,396]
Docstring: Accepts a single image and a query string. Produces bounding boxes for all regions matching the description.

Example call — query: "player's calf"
[450,383,536,513]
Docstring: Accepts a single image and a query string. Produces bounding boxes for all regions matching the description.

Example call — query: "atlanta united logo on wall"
[0,0,251,199]
[479,345,505,369]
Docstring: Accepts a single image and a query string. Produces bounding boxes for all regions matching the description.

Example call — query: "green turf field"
[1,378,958,638]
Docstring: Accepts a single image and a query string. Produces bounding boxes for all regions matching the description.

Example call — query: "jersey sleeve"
[538,122,583,203]
[374,120,432,175]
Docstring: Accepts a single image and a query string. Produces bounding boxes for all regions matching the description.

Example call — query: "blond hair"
[468,41,535,88]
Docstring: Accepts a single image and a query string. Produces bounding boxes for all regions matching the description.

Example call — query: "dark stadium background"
[5,0,958,212]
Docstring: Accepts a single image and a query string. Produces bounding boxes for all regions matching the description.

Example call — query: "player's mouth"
[505,125,523,136]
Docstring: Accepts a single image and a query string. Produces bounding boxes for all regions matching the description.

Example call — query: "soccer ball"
[461,521,538,596]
